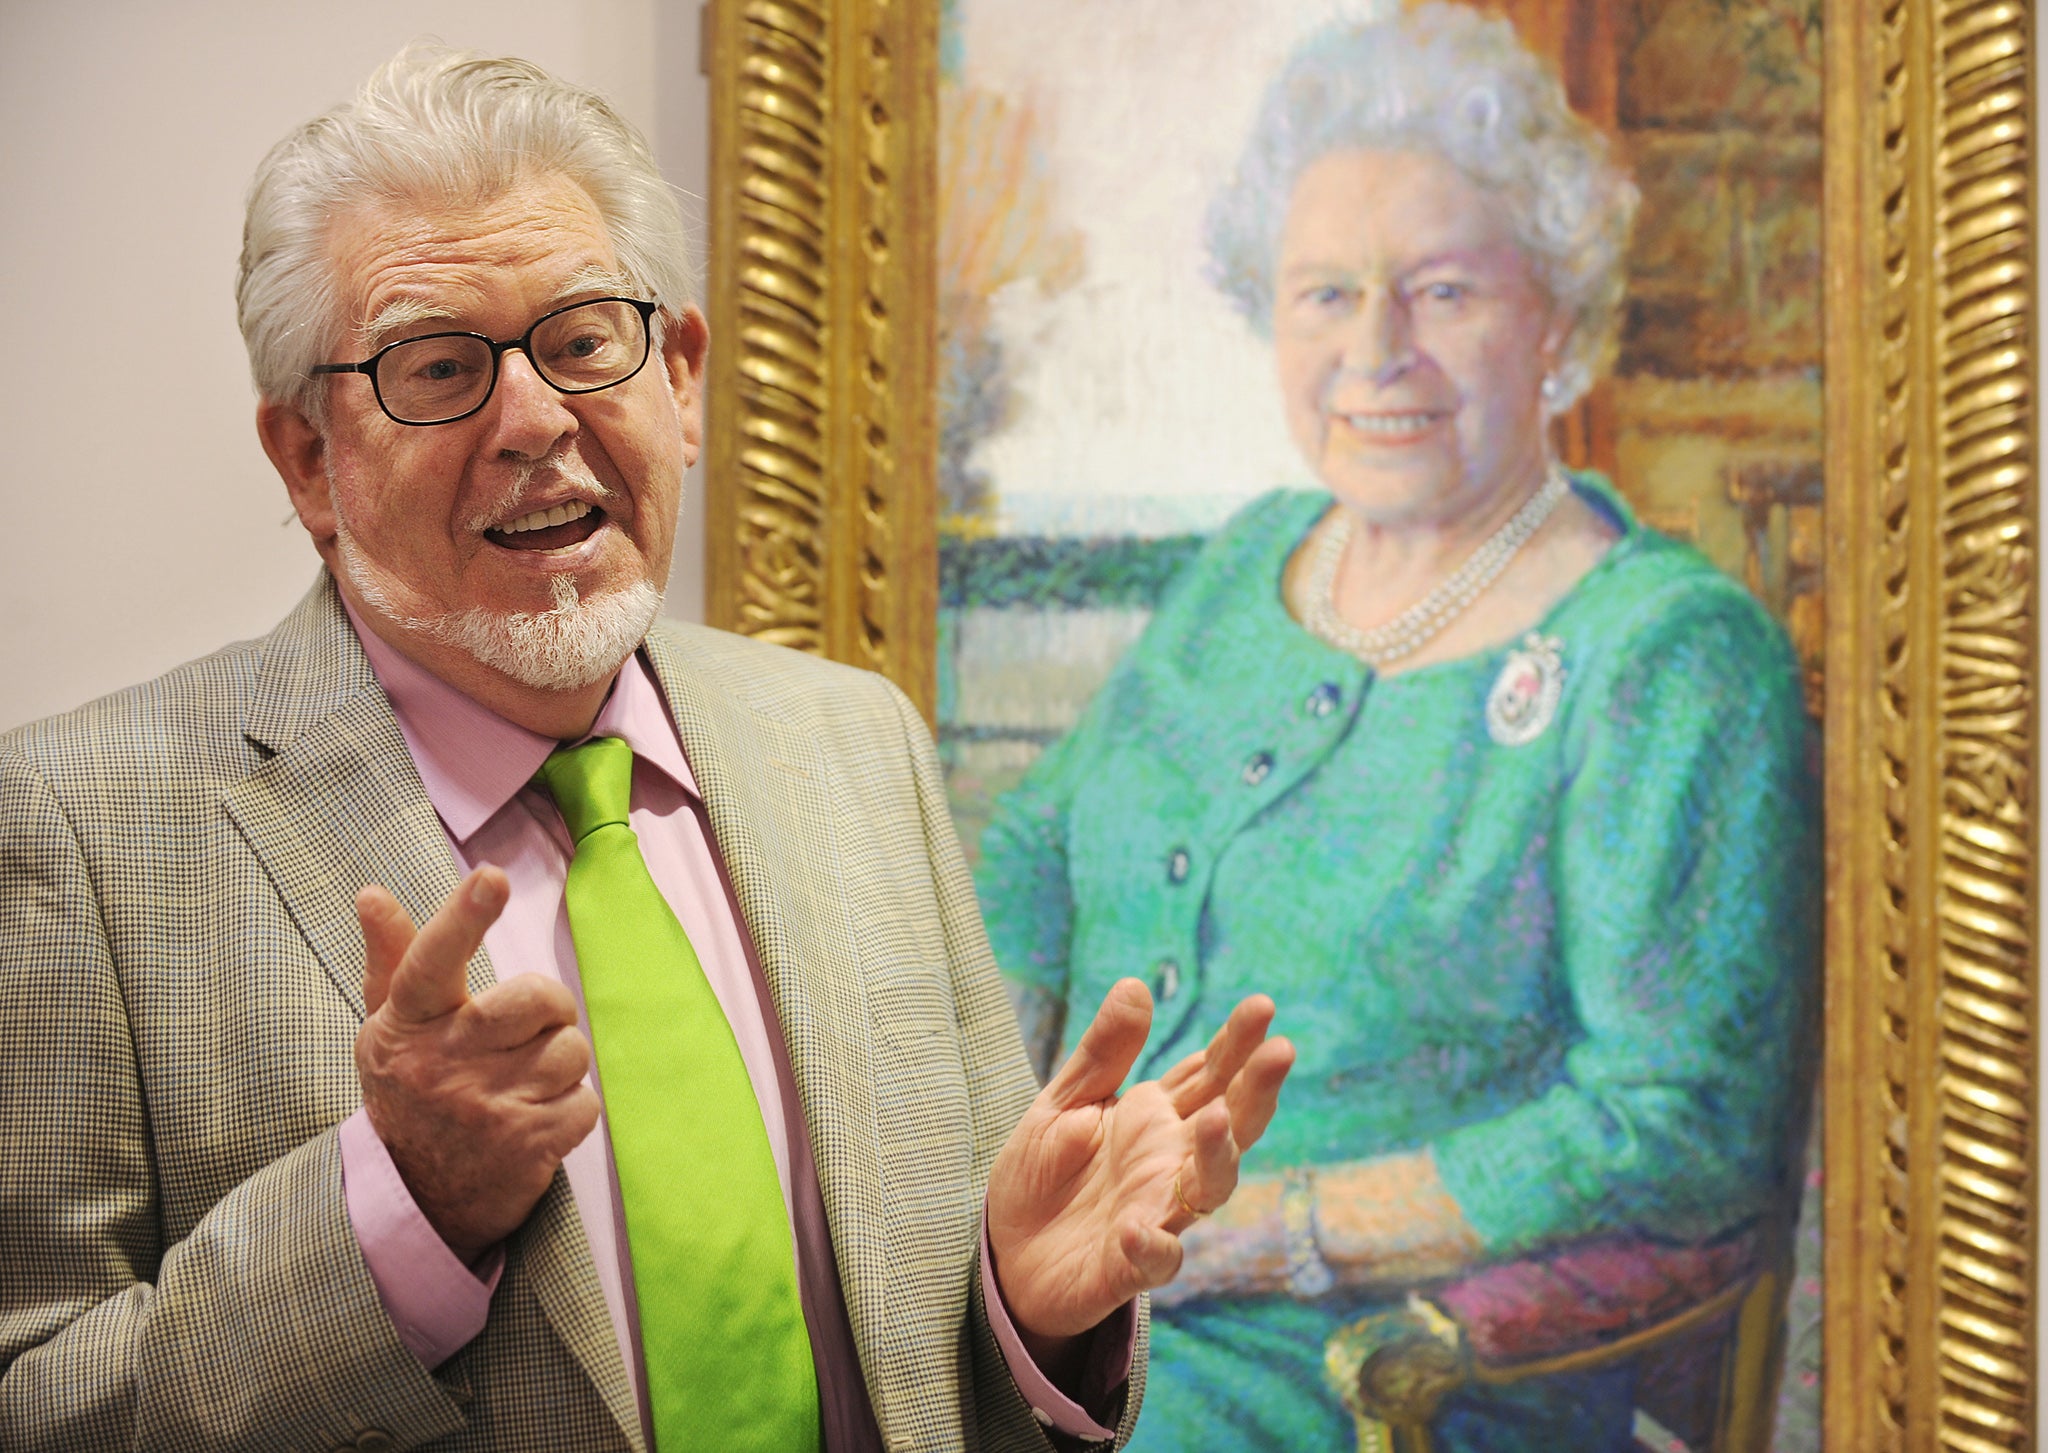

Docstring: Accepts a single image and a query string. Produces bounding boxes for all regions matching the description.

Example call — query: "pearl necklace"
[1297,467,1570,667]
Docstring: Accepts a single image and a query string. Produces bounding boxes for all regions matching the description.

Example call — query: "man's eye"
[393,346,477,379]
[546,330,627,373]
[1418,280,1467,303]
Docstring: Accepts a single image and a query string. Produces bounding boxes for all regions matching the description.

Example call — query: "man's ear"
[659,305,711,468]
[256,398,337,545]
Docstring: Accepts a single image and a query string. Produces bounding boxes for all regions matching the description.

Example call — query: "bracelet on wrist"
[1281,1166,1336,1299]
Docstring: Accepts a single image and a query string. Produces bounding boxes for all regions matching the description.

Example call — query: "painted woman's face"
[1271,147,1565,529]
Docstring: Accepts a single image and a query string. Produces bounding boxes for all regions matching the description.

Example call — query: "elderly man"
[0,46,1292,1453]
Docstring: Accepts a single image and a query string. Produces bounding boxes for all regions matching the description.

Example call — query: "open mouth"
[484,500,606,552]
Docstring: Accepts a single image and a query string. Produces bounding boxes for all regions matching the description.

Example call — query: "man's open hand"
[353,867,600,1262]
[985,980,1294,1341]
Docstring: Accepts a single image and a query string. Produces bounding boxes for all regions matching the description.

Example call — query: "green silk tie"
[535,737,820,1452]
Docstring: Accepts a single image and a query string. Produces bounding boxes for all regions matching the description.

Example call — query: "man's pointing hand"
[354,866,601,1262]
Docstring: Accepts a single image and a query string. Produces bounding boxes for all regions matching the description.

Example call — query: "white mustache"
[466,452,619,534]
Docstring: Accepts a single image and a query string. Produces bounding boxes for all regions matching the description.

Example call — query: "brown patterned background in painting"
[1481,0,1828,711]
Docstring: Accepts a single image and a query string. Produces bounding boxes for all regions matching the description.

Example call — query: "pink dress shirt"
[333,606,1124,1446]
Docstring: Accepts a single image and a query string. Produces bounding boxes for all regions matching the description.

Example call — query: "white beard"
[332,510,663,695]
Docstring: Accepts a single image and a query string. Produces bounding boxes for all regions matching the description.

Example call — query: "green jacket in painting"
[975,477,1821,1452]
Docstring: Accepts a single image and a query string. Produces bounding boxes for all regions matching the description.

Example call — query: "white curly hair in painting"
[1204,2,1639,412]
[236,41,697,423]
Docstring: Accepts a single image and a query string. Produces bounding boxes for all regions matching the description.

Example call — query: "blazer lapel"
[221,579,641,1451]
[641,633,899,1417]
[222,581,480,1011]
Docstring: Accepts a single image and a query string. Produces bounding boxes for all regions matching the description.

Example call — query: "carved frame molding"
[707,0,2039,1444]
[1824,1,2036,1448]
[704,0,937,720]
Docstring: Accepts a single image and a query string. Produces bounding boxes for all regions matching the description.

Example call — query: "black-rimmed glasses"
[311,296,659,426]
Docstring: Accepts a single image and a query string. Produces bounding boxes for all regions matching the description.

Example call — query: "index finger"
[382,867,509,1024]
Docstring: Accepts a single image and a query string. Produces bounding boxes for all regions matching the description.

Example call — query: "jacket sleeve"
[885,684,1148,1451]
[0,745,467,1453]
[1430,591,1822,1253]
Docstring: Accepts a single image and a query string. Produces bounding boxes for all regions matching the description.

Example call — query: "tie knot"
[535,736,635,842]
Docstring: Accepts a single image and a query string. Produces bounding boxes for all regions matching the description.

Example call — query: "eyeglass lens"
[373,299,650,424]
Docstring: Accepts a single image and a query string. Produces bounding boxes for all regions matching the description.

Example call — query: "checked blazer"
[0,577,1147,1453]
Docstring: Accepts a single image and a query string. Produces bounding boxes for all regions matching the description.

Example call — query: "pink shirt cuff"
[338,1107,503,1368]
[980,1215,1135,1440]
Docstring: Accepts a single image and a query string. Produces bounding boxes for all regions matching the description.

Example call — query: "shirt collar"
[341,596,701,845]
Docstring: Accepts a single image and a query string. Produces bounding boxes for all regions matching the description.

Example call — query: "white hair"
[237,42,698,420]
[1204,4,1638,409]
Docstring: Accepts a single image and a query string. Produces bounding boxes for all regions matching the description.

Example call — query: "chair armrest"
[1441,1229,1760,1367]
[1324,1229,1761,1428]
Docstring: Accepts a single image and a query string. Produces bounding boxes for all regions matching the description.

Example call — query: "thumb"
[1119,1216,1184,1293]
[1042,978,1153,1108]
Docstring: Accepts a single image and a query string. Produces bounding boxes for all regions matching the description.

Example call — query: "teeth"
[1342,412,1442,434]
[497,500,594,535]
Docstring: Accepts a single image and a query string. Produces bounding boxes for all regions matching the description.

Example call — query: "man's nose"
[488,346,579,453]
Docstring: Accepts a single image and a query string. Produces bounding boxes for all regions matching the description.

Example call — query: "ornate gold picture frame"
[703,0,2036,1446]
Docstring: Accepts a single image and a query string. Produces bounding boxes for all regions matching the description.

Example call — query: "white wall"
[0,0,708,731]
